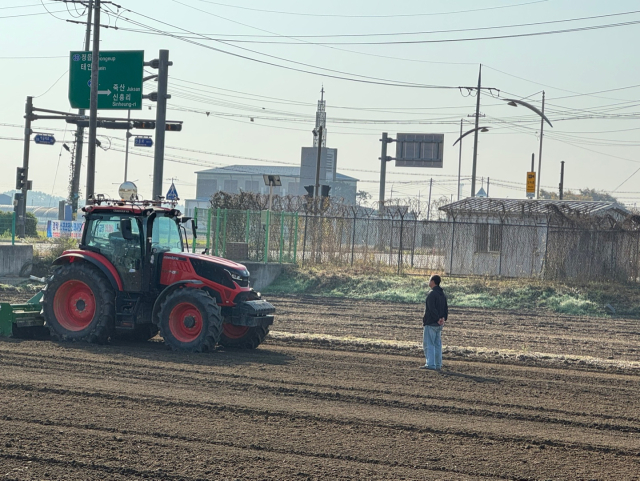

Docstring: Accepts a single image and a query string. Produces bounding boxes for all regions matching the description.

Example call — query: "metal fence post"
[192,207,198,253]
[214,208,221,256]
[205,208,212,252]
[11,211,16,245]
[221,209,228,257]
[245,209,250,243]
[351,213,357,266]
[449,219,456,275]
[398,215,404,274]
[293,212,299,263]
[410,217,418,267]
[279,211,285,263]
[264,209,271,263]
[302,214,308,265]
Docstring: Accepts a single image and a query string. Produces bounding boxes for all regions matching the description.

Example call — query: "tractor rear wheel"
[219,324,270,349]
[42,263,115,343]
[157,288,222,352]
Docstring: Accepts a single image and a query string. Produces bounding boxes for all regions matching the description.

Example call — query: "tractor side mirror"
[191,219,197,239]
[120,218,133,240]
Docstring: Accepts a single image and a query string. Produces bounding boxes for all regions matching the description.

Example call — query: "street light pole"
[537,91,546,199]
[457,119,463,201]
[470,64,482,197]
[502,94,553,200]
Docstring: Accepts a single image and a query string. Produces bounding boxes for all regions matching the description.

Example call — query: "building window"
[489,224,503,252]
[475,223,502,253]
[244,180,259,192]
[475,224,489,252]
[223,179,239,194]
[196,178,217,198]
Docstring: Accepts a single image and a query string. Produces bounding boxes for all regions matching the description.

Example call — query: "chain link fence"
[0,212,16,244]
[190,206,640,282]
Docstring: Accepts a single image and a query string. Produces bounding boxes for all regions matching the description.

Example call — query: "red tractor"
[40,195,275,352]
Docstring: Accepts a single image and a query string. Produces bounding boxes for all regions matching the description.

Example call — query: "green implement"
[0,291,46,338]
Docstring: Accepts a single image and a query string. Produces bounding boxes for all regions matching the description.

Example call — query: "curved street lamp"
[502,92,553,198]
[453,124,490,200]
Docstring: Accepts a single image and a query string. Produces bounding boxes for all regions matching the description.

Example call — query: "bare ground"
[1,294,639,480]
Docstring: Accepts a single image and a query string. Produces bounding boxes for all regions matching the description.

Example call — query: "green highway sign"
[68,50,144,110]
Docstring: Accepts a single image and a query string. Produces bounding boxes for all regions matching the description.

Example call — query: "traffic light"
[132,121,156,129]
[304,185,330,197]
[16,167,26,190]
[304,185,314,198]
[165,123,182,131]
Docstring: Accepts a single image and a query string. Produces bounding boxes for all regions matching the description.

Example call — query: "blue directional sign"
[34,134,56,145]
[166,182,179,201]
[134,137,153,147]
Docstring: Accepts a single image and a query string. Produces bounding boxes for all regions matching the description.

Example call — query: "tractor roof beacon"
[36,183,275,351]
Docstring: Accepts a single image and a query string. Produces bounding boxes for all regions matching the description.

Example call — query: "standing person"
[420,275,448,371]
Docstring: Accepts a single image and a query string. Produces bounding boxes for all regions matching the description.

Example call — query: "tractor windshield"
[151,215,183,253]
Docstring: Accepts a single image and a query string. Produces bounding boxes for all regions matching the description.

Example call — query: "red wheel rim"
[53,280,96,331]
[169,302,203,343]
[223,324,249,339]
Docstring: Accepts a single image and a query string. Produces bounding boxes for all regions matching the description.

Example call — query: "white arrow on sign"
[97,89,112,96]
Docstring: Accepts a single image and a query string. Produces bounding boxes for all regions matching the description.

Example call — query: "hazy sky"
[1,0,639,207]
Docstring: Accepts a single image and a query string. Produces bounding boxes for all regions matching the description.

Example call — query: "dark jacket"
[423,285,448,326]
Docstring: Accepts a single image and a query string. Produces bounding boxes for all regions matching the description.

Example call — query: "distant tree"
[0,190,65,207]
[539,188,619,203]
[356,190,372,206]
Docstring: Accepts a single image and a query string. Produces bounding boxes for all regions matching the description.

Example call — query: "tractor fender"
[151,280,204,326]
[52,253,123,292]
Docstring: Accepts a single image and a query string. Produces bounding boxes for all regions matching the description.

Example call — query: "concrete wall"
[243,262,282,291]
[0,244,33,277]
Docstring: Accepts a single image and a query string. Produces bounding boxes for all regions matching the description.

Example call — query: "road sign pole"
[19,96,33,238]
[124,109,131,181]
[86,0,101,202]
[379,132,388,214]
[152,49,171,202]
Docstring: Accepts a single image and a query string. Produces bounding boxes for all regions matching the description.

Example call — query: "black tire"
[157,288,222,352]
[41,263,115,343]
[219,324,270,349]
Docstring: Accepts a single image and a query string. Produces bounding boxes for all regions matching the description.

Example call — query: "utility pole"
[378,132,394,214]
[536,90,546,199]
[85,0,100,202]
[471,64,482,197]
[152,49,171,202]
[559,161,565,200]
[70,0,93,217]
[487,177,490,197]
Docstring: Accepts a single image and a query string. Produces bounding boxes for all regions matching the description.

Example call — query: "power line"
[102,6,463,90]
[192,0,548,18]
[161,7,640,38]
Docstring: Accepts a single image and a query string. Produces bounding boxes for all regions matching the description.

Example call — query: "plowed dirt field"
[1,294,639,480]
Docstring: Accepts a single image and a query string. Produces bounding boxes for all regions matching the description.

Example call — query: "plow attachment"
[0,290,47,338]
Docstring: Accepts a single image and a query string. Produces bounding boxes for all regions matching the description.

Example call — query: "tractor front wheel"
[42,263,115,343]
[219,324,270,349]
[157,288,222,352]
